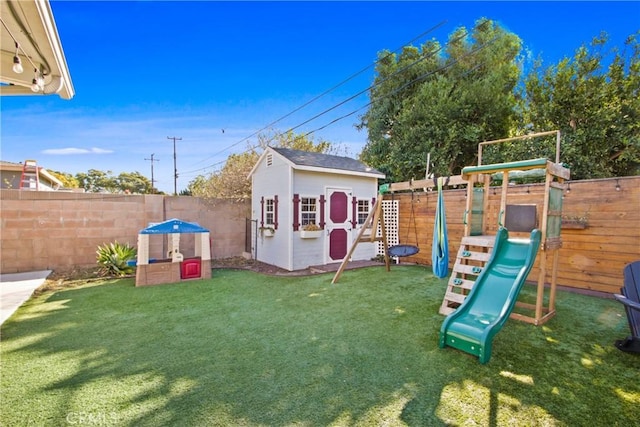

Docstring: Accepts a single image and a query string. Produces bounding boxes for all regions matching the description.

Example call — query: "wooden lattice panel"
[377,200,398,256]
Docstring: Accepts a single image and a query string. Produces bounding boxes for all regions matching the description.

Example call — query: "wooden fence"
[391,175,640,295]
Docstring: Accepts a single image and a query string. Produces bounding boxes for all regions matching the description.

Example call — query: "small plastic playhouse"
[135,218,212,287]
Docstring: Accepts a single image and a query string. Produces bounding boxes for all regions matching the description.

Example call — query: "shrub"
[96,241,137,276]
[302,223,321,231]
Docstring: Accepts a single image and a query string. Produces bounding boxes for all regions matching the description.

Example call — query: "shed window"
[265,198,275,225]
[300,197,317,226]
[260,196,278,229]
[357,199,370,225]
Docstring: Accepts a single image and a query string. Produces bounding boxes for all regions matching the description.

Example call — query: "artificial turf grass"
[0,266,638,426]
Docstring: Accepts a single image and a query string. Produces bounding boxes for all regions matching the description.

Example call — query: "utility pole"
[144,153,159,193]
[167,136,181,195]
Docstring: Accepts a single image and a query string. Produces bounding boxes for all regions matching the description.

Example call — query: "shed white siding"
[251,151,293,270]
[290,170,377,270]
[250,147,382,271]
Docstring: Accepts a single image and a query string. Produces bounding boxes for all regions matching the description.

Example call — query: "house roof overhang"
[0,0,74,99]
[289,164,386,179]
[0,160,64,187]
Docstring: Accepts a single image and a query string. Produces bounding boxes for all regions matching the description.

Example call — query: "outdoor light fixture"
[31,69,44,92]
[615,179,621,191]
[1,17,56,95]
[12,42,23,74]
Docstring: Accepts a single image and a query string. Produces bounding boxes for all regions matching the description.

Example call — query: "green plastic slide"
[439,227,542,364]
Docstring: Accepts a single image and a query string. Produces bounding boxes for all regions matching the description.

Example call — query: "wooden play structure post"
[444,130,569,325]
[332,176,466,284]
[331,191,391,284]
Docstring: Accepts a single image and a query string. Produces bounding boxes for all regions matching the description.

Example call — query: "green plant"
[302,223,321,231]
[259,226,275,235]
[96,241,137,276]
[562,211,590,225]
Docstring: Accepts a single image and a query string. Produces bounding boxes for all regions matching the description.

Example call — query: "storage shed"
[248,147,385,271]
[135,218,211,286]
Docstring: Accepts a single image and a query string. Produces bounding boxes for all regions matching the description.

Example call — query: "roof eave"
[0,0,74,100]
[292,164,385,179]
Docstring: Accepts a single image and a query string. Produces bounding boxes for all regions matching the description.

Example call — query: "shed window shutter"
[274,195,279,230]
[319,195,326,229]
[292,194,300,231]
[351,196,358,228]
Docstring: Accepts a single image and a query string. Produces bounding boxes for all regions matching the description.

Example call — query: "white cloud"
[41,147,114,155]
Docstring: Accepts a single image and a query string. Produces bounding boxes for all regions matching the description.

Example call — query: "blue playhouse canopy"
[140,218,209,234]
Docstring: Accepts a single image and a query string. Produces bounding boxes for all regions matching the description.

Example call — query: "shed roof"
[140,218,209,234]
[248,147,385,179]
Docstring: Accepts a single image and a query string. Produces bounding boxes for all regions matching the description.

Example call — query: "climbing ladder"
[20,160,39,190]
[439,235,495,315]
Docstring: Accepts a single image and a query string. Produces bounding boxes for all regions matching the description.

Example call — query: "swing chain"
[407,190,419,248]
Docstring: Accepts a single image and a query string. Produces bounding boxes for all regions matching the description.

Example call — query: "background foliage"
[47,20,639,193]
[360,19,639,183]
[51,169,156,194]
[186,129,334,200]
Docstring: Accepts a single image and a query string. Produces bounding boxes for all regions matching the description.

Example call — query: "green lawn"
[1,266,639,426]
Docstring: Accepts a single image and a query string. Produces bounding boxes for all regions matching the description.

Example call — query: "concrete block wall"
[0,190,250,274]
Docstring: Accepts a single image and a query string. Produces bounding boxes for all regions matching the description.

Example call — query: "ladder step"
[359,236,383,243]
[439,234,497,316]
[453,264,484,275]
[440,305,457,315]
[455,248,491,262]
[443,292,467,304]
[447,277,475,290]
[461,235,495,247]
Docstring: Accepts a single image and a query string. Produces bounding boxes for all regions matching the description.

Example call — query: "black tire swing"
[388,190,420,257]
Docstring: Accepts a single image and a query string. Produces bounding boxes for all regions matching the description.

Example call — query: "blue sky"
[1,1,638,193]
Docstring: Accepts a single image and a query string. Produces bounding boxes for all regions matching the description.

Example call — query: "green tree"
[188,130,333,200]
[49,170,79,188]
[76,169,117,193]
[116,171,153,194]
[188,151,259,200]
[519,31,640,179]
[257,129,334,153]
[75,169,153,194]
[359,19,523,182]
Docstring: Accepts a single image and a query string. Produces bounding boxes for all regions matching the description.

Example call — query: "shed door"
[326,188,351,262]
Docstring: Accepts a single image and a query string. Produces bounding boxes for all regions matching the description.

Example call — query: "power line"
[301,36,497,140]
[144,153,159,192]
[256,19,493,148]
[181,20,495,178]
[167,136,181,195]
[188,21,448,168]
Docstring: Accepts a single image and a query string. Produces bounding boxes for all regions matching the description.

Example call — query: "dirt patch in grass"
[210,256,291,275]
[36,266,108,296]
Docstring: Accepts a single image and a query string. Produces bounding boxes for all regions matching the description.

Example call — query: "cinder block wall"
[0,190,249,274]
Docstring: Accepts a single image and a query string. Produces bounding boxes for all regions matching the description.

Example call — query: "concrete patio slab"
[0,270,51,325]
